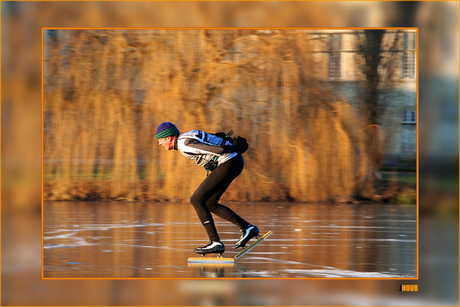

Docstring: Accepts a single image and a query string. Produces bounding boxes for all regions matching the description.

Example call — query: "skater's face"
[158,136,175,150]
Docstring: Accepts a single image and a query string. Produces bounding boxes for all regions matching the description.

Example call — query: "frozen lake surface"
[43,201,417,278]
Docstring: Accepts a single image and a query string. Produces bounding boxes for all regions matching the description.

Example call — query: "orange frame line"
[41,27,419,281]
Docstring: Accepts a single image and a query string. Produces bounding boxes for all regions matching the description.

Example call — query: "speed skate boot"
[194,241,225,255]
[234,224,259,248]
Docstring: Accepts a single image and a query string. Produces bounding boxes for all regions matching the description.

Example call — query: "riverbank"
[43,177,417,205]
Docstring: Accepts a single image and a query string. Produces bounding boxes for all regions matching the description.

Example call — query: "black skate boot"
[194,241,225,255]
[234,224,259,248]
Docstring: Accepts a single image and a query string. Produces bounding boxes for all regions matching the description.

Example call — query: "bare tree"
[354,29,402,183]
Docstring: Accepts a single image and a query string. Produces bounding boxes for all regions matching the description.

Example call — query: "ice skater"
[155,122,259,255]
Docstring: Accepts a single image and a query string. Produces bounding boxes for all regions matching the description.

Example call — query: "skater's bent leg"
[190,154,248,241]
[206,193,250,230]
[204,155,250,230]
[190,192,220,242]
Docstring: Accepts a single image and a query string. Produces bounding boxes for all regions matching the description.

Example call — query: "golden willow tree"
[44,29,370,202]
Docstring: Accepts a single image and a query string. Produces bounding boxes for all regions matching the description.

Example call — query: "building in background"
[309,29,417,166]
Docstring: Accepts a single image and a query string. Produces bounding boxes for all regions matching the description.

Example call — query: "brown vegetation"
[43,29,404,203]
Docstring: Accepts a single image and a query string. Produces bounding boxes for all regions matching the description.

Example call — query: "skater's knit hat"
[155,122,180,139]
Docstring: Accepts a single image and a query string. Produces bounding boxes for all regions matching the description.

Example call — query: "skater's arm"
[182,139,240,155]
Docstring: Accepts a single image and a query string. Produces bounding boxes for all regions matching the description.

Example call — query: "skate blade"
[198,253,223,258]
[235,234,260,249]
[234,231,272,260]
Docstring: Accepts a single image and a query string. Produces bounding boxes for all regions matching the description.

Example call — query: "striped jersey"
[176,130,238,168]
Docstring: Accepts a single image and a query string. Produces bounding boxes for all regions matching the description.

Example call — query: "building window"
[402,32,416,79]
[401,109,416,156]
[402,109,416,123]
[328,34,342,79]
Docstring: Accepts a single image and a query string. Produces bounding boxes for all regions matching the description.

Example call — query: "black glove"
[236,136,248,154]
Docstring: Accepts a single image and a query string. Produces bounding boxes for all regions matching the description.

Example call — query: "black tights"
[190,154,249,242]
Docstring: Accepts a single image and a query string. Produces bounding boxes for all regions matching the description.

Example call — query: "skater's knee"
[190,193,203,207]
